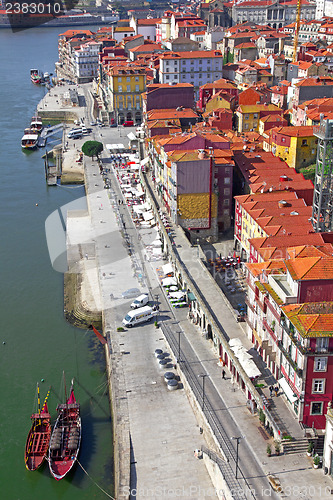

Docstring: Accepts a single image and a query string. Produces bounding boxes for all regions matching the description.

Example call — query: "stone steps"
[282,438,309,455]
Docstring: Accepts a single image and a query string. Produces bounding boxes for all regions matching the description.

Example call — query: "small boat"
[30,116,43,133]
[25,385,51,471]
[30,69,42,85]
[48,378,81,481]
[21,132,39,149]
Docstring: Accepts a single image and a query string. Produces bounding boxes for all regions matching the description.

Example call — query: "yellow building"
[235,104,281,133]
[264,126,317,170]
[106,65,146,125]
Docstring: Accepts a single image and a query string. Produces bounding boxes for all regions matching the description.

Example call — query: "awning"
[162,263,174,276]
[142,211,154,221]
[242,359,261,379]
[169,291,185,300]
[278,377,298,403]
[187,292,196,302]
[140,157,150,166]
[162,277,178,287]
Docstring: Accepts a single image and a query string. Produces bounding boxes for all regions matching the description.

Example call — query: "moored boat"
[30,69,42,85]
[48,379,81,480]
[25,385,51,471]
[30,116,43,133]
[21,132,39,149]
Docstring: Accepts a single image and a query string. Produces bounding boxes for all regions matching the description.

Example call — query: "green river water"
[0,25,114,500]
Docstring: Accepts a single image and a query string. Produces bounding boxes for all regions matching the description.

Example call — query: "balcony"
[263,318,277,343]
[254,296,266,312]
[245,297,255,313]
[277,341,302,377]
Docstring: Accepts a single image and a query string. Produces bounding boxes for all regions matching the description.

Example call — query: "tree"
[82,141,103,159]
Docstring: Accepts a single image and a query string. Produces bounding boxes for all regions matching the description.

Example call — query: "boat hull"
[49,400,81,481]
[25,415,51,471]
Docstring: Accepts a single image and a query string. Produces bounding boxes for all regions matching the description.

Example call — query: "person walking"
[222,369,226,379]
[274,386,279,397]
[269,385,274,397]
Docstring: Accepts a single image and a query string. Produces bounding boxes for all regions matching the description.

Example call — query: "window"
[224,177,230,184]
[135,76,139,82]
[135,85,139,92]
[310,402,323,415]
[253,113,258,119]
[126,76,130,82]
[312,379,325,394]
[224,188,230,195]
[223,209,229,215]
[166,75,170,80]
[244,123,249,130]
[118,77,122,83]
[314,357,327,372]
[127,86,130,93]
[316,338,329,352]
[302,139,308,146]
[244,114,249,120]
[118,85,123,92]
[224,199,229,206]
[199,74,202,78]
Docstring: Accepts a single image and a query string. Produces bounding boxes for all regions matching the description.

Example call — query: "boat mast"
[37,383,41,425]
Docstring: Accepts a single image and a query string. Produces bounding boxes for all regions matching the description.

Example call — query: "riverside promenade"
[41,81,333,499]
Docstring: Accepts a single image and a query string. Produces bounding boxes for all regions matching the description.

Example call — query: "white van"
[131,294,149,309]
[67,128,83,138]
[122,306,154,327]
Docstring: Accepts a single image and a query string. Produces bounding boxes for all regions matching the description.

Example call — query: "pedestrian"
[118,199,121,205]
[274,386,279,397]
[222,369,226,379]
[123,222,126,229]
[85,253,88,260]
[269,385,273,397]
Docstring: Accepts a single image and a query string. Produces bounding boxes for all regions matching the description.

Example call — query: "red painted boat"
[48,381,81,480]
[25,385,51,471]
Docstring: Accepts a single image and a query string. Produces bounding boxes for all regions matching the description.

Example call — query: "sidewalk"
[142,173,333,499]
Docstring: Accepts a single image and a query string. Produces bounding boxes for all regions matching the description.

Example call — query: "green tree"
[82,141,103,159]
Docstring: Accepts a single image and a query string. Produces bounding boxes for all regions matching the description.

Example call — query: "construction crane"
[292,0,302,63]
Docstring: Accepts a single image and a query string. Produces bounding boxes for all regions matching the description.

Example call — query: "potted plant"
[307,441,314,457]
[259,409,266,425]
[271,320,276,332]
[266,444,272,457]
[313,455,320,469]
[274,441,281,456]
[154,320,159,329]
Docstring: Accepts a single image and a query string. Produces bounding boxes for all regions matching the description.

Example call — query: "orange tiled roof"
[285,256,333,281]
[281,302,333,338]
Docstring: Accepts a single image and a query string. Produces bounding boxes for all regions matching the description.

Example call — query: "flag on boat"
[90,325,107,345]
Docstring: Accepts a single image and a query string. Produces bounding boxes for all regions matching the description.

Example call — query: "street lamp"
[154,294,159,323]
[178,330,181,362]
[198,373,209,411]
[231,436,244,479]
[197,238,200,258]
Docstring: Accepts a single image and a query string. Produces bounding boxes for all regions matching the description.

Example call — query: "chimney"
[198,149,206,159]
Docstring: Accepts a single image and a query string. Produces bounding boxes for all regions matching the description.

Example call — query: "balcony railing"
[277,341,302,377]
[262,318,278,343]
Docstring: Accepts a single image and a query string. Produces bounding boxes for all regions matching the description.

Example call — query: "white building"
[73,41,101,83]
[159,50,223,99]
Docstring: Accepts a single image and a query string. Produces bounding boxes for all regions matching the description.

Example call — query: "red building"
[245,249,333,430]
[197,78,238,112]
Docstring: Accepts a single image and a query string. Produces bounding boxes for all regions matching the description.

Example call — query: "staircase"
[282,438,309,455]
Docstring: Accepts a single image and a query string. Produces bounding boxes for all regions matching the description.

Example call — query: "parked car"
[122,288,141,299]
[123,120,134,127]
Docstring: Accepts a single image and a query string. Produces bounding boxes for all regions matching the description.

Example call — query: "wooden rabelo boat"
[48,379,81,480]
[25,385,51,471]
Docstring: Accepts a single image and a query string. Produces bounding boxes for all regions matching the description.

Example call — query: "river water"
[0,26,113,500]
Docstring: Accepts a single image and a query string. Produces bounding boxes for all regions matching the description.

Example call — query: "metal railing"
[161,322,256,500]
